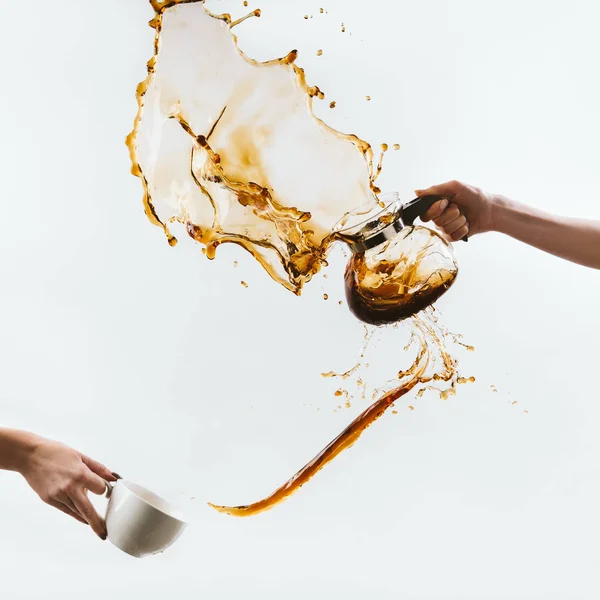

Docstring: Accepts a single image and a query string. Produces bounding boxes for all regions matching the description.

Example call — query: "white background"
[1,1,600,598]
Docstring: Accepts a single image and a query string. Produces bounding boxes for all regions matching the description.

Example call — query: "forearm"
[493,196,600,270]
[0,428,40,473]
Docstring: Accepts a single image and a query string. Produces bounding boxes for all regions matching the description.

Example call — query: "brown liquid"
[344,227,458,325]
[127,0,381,294]
[129,0,472,517]
[209,310,460,517]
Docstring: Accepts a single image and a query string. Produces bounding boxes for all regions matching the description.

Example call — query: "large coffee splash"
[128,0,471,516]
[128,0,383,293]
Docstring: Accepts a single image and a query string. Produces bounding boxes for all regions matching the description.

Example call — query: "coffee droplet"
[241,281,248,288]
[365,95,371,101]
[329,101,336,108]
[323,293,329,300]
[317,49,323,56]
[393,143,400,151]
[408,406,414,411]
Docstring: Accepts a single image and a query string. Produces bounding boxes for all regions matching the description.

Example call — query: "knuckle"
[65,480,80,495]
[76,466,89,480]
[55,482,69,496]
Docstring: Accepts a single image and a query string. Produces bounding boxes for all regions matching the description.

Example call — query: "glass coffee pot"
[336,193,460,325]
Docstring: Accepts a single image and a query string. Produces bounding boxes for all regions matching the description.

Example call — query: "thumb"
[415,180,462,198]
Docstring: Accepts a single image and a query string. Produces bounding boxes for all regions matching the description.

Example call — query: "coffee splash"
[127,0,385,293]
[128,0,472,516]
[209,309,468,517]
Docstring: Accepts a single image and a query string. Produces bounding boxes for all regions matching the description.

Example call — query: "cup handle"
[105,480,116,499]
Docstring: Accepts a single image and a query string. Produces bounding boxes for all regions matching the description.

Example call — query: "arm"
[0,428,119,539]
[416,180,600,270]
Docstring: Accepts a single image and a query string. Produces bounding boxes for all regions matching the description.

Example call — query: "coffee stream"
[128,0,473,517]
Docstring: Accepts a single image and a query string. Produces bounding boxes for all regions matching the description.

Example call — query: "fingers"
[422,199,470,241]
[48,499,88,525]
[62,495,86,522]
[71,490,107,540]
[81,454,117,482]
[431,203,460,228]
[449,224,469,241]
[83,470,108,496]
[444,215,468,235]
[421,198,448,222]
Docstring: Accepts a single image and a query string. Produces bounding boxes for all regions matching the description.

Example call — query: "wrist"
[489,193,515,234]
[3,430,44,474]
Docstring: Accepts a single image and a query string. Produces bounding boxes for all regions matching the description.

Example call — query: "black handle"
[402,195,468,242]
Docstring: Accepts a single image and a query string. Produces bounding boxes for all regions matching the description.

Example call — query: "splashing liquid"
[128,0,472,517]
[209,309,462,516]
[345,227,458,325]
[127,0,382,294]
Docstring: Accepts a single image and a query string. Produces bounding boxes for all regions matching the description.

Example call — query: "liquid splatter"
[209,310,465,516]
[129,0,471,518]
[128,1,381,294]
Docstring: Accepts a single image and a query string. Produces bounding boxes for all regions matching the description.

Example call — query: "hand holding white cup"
[103,479,187,558]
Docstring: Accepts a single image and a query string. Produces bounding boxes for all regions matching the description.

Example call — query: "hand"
[415,180,498,241]
[20,436,119,539]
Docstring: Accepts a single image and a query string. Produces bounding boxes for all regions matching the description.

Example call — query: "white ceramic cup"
[104,480,187,558]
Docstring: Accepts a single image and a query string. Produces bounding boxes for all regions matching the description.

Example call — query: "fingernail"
[415,189,424,196]
[439,198,449,211]
[111,472,122,480]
